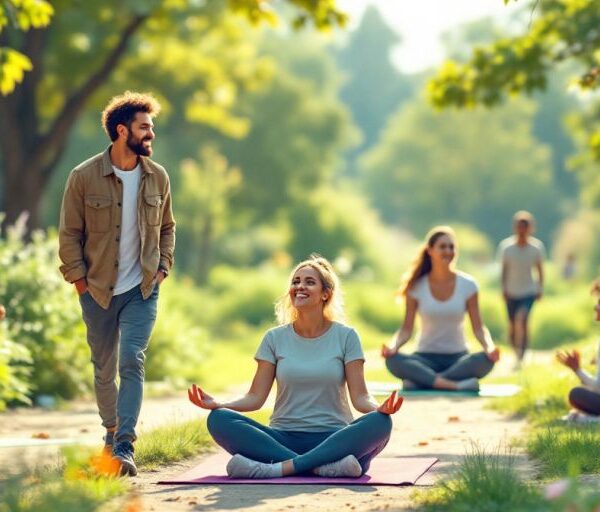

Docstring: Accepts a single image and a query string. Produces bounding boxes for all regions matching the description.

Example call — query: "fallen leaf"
[32,432,50,439]
[448,416,460,422]
[418,441,429,446]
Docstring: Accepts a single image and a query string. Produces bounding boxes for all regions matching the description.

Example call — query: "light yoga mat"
[367,382,521,398]
[158,451,438,486]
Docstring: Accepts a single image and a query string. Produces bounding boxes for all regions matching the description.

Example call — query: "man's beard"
[126,133,152,156]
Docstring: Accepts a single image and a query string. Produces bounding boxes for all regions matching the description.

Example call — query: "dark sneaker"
[112,440,137,476]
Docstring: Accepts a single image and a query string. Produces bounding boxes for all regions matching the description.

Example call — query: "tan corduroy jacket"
[58,147,176,309]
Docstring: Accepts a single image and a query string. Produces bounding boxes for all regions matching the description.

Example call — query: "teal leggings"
[207,408,392,474]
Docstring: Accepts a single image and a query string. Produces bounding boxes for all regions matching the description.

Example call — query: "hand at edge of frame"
[377,390,403,415]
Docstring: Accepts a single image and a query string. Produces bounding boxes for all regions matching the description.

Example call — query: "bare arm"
[466,292,499,361]
[382,295,418,357]
[500,261,508,300]
[345,359,380,413]
[535,259,544,299]
[188,360,275,412]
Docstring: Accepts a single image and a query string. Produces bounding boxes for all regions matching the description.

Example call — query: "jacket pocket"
[85,195,112,233]
[144,194,162,226]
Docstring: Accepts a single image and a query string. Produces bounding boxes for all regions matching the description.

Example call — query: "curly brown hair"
[101,91,161,141]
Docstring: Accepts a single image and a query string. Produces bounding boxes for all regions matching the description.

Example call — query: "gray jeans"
[79,284,158,442]
[385,351,494,388]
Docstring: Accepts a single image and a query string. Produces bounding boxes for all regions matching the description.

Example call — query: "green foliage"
[553,210,600,279]
[335,5,414,169]
[0,221,91,399]
[0,0,53,95]
[0,326,32,410]
[530,291,594,349]
[416,445,542,511]
[345,281,401,335]
[144,276,207,384]
[428,0,600,161]
[207,264,283,328]
[360,98,559,243]
[529,426,600,479]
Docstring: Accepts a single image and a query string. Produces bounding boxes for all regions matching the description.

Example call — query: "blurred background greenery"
[0,0,599,408]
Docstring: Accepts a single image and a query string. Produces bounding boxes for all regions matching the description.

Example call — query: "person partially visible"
[382,226,500,391]
[0,304,5,322]
[497,211,545,364]
[188,255,402,479]
[556,285,600,421]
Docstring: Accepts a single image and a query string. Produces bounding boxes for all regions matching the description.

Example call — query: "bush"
[0,327,32,410]
[531,291,593,349]
[145,277,207,383]
[0,221,91,399]
[345,281,401,334]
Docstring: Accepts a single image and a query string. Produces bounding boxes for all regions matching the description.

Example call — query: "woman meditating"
[556,286,600,420]
[188,255,402,479]
[382,226,500,391]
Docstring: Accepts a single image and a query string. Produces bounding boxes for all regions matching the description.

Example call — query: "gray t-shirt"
[497,236,545,298]
[255,322,365,432]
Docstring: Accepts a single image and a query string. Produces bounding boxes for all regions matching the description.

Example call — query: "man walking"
[59,91,175,476]
[497,211,544,365]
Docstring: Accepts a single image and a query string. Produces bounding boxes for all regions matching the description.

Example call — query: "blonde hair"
[275,254,345,325]
[398,226,456,297]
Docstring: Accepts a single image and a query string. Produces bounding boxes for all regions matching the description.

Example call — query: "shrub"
[0,328,32,410]
[0,221,91,399]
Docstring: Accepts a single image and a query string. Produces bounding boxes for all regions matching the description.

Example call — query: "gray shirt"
[498,236,545,298]
[255,322,365,432]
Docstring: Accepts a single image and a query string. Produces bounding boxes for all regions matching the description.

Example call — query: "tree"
[360,98,559,243]
[335,5,413,173]
[0,0,347,230]
[427,0,599,162]
[0,0,53,95]
[175,148,242,283]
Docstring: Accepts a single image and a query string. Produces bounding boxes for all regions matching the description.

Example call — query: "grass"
[136,418,213,470]
[414,445,542,512]
[529,426,600,479]
[414,444,600,512]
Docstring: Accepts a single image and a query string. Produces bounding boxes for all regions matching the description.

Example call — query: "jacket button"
[114,261,118,267]
[118,202,122,207]
[116,225,120,229]
[109,286,114,291]
[116,237,120,242]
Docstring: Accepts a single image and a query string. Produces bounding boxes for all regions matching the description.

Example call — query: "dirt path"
[0,351,536,511]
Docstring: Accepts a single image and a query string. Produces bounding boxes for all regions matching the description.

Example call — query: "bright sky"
[337,0,521,72]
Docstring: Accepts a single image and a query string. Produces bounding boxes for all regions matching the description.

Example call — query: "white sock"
[456,377,480,391]
[313,455,362,478]
[226,454,283,479]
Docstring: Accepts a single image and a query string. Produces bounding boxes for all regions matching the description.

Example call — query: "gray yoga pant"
[206,408,392,474]
[385,351,494,388]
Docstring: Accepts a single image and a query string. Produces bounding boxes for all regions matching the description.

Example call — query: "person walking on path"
[58,91,175,476]
[188,255,402,479]
[556,283,600,421]
[497,211,545,364]
[382,226,500,391]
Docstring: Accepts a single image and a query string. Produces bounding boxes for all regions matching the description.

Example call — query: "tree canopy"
[428,0,599,161]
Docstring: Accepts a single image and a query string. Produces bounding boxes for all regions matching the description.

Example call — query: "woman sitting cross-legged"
[188,255,402,479]
[381,226,500,391]
[556,287,600,420]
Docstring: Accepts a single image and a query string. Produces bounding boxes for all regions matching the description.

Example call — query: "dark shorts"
[505,295,536,321]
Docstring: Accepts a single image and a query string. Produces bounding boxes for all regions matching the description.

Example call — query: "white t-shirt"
[112,164,143,295]
[575,341,600,392]
[255,322,365,432]
[409,272,479,354]
[497,236,545,298]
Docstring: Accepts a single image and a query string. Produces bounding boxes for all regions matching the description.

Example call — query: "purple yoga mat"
[158,451,438,486]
